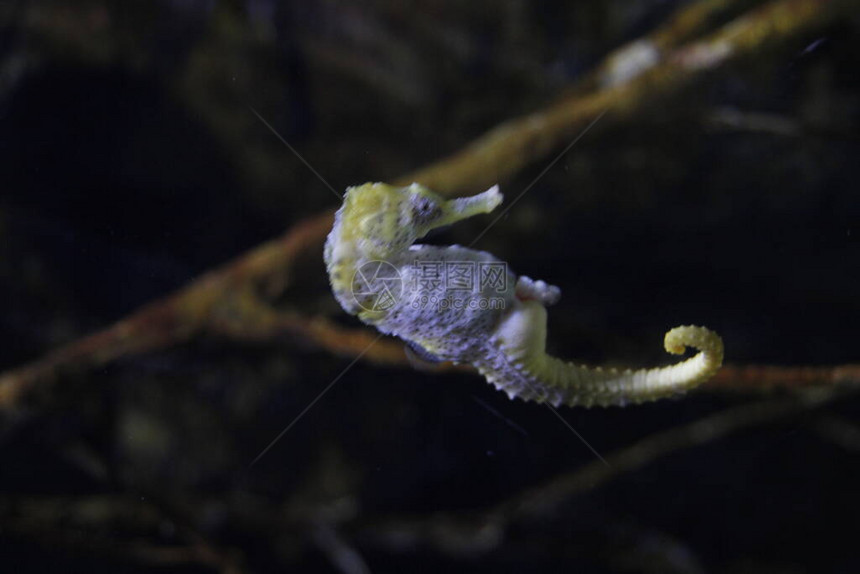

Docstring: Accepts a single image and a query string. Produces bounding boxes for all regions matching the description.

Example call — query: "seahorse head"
[335,182,502,260]
[325,182,504,319]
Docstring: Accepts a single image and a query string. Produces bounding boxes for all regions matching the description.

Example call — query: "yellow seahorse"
[324,182,723,407]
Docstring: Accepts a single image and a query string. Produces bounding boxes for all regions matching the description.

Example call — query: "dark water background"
[1,1,858,572]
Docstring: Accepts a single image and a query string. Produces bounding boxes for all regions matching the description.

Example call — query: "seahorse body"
[324,182,723,407]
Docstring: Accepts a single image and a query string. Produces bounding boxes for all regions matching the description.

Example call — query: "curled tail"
[479,301,723,407]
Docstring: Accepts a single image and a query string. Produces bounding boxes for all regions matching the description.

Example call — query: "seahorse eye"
[410,194,441,223]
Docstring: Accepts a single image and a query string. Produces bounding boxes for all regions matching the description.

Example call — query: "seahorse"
[324,182,723,407]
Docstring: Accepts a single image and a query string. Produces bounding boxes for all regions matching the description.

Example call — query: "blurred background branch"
[1,0,855,411]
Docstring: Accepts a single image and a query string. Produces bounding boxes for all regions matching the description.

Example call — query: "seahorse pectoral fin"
[491,301,724,407]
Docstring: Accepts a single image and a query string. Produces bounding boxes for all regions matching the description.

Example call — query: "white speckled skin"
[325,182,723,407]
